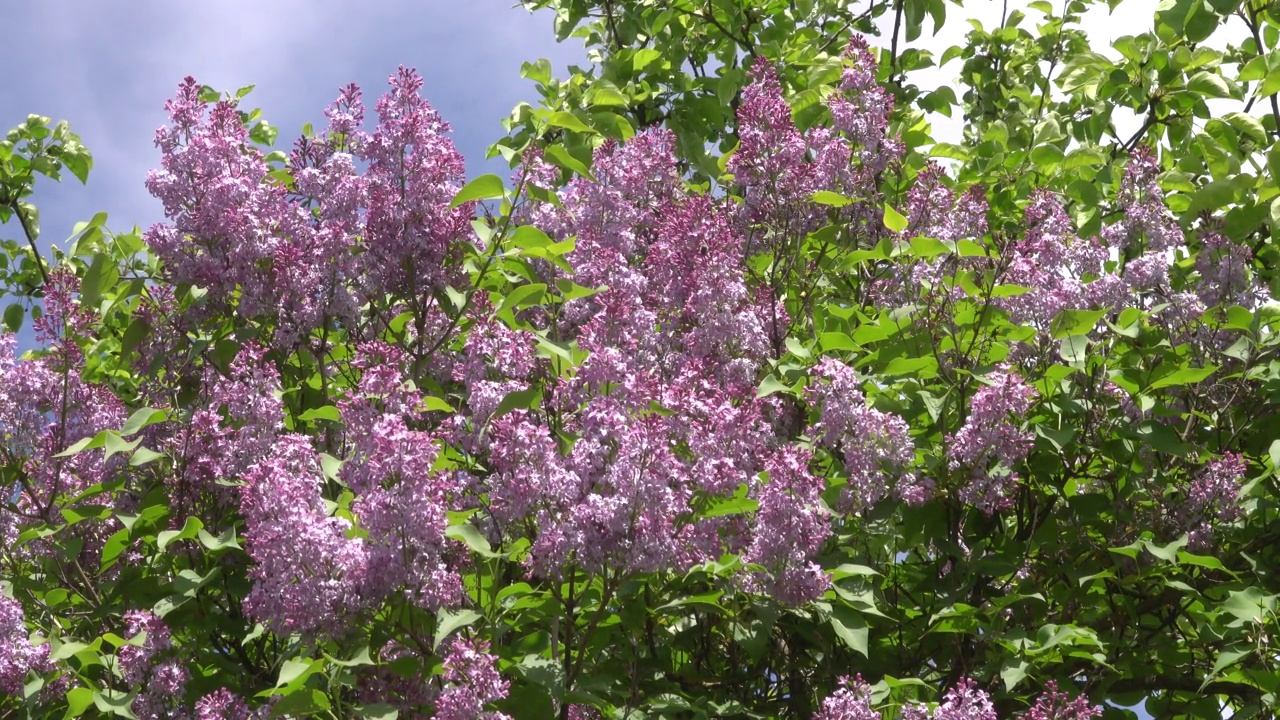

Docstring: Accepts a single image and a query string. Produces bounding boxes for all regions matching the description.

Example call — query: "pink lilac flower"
[813,676,878,720]
[195,689,257,720]
[829,36,897,157]
[0,332,126,524]
[1182,453,1246,551]
[1196,229,1266,308]
[473,125,824,604]
[118,610,171,685]
[729,58,815,227]
[1000,191,1084,330]
[743,446,832,604]
[133,660,190,720]
[0,595,51,695]
[355,641,437,718]
[357,67,474,305]
[901,679,996,720]
[240,433,368,635]
[115,612,189,720]
[1101,147,1183,252]
[731,37,903,261]
[341,346,465,611]
[433,637,512,720]
[145,69,472,348]
[1021,681,1101,720]
[807,358,921,510]
[948,369,1038,514]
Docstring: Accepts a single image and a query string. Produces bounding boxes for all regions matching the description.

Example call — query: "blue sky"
[3,1,584,248]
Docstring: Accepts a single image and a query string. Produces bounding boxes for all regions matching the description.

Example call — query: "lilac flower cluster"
[195,689,261,720]
[870,163,989,309]
[1019,681,1103,720]
[482,127,835,601]
[341,344,465,611]
[433,637,512,720]
[0,280,126,540]
[146,68,474,347]
[807,358,925,510]
[729,39,904,257]
[814,678,1099,720]
[947,369,1038,514]
[0,594,51,696]
[117,611,188,720]
[177,342,282,500]
[1182,453,1246,551]
[1100,148,1183,253]
[996,150,1268,354]
[239,433,368,634]
[901,679,996,720]
[813,676,879,720]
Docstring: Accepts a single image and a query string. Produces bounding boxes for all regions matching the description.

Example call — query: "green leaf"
[908,236,951,258]
[1224,111,1267,143]
[445,523,501,558]
[128,447,164,467]
[64,687,95,720]
[1051,308,1108,339]
[490,386,541,421]
[811,191,852,207]
[658,591,725,612]
[157,516,203,552]
[326,646,375,668]
[2,302,22,332]
[1221,587,1271,625]
[1187,70,1233,98]
[585,85,630,107]
[543,144,593,178]
[450,174,504,208]
[357,704,401,720]
[1147,364,1218,390]
[1058,335,1090,364]
[422,395,454,412]
[883,204,908,233]
[545,111,597,135]
[703,496,759,518]
[197,527,241,553]
[497,283,548,315]
[99,528,131,570]
[92,689,138,719]
[829,605,869,656]
[270,690,330,718]
[1000,657,1030,691]
[298,405,340,423]
[820,332,857,352]
[275,657,325,689]
[756,376,797,398]
[434,608,482,650]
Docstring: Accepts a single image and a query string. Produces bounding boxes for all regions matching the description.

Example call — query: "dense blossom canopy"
[0,2,1277,717]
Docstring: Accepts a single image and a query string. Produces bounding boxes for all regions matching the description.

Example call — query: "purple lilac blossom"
[947,369,1038,514]
[433,637,512,720]
[1182,453,1246,551]
[0,595,51,696]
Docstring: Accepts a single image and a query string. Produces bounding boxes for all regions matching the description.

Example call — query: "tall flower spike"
[240,434,368,635]
[433,637,512,720]
[0,595,52,696]
[1101,148,1183,253]
[948,369,1038,514]
[1182,452,1245,551]
[813,676,879,720]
